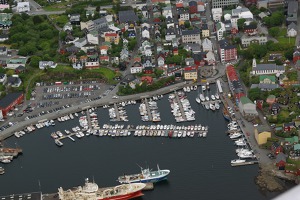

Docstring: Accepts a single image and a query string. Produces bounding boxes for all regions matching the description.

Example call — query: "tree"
[237,18,246,30]
[184,21,191,29]
[268,27,280,37]
[263,11,284,27]
[128,38,137,51]
[30,55,42,68]
[154,68,164,78]
[284,47,294,60]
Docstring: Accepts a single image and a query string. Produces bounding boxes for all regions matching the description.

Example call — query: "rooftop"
[118,10,138,23]
[0,92,23,108]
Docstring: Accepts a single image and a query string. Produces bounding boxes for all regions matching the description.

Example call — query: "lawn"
[92,67,117,82]
[276,27,296,45]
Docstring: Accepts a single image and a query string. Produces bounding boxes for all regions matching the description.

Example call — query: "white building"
[142,29,150,39]
[238,96,258,118]
[212,8,222,22]
[216,22,225,41]
[17,2,30,13]
[39,61,57,70]
[202,38,213,52]
[251,58,285,75]
[241,35,268,47]
[74,38,87,48]
[232,7,253,19]
[87,31,99,45]
[287,23,297,37]
[131,65,143,74]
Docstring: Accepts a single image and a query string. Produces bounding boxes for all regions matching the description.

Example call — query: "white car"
[112,96,119,99]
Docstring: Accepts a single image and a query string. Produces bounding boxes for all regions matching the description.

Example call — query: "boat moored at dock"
[58,178,146,200]
[118,165,170,184]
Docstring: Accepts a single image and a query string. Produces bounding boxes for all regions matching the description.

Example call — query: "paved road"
[28,10,66,15]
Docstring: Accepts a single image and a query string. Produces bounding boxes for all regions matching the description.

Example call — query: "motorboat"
[231,159,246,164]
[215,102,220,110]
[205,96,210,101]
[215,93,220,100]
[209,103,215,111]
[195,97,201,104]
[229,132,242,139]
[199,94,205,102]
[211,95,216,101]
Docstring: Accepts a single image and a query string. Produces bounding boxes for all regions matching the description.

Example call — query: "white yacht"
[229,132,242,139]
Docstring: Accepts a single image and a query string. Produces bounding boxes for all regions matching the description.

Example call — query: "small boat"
[202,85,206,91]
[215,93,220,100]
[195,97,201,104]
[205,104,210,110]
[211,95,216,101]
[231,159,246,164]
[205,96,210,101]
[209,103,215,111]
[199,94,205,102]
[215,102,220,110]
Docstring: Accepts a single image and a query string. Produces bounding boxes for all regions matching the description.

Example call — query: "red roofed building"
[226,65,245,101]
[100,56,109,62]
[184,66,198,80]
[151,0,165,4]
[104,32,120,44]
[293,50,300,64]
[176,2,184,9]
[0,93,24,117]
[141,76,153,85]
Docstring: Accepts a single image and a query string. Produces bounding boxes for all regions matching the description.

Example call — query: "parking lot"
[0,80,117,131]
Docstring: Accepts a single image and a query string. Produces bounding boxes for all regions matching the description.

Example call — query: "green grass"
[43,6,65,11]
[91,67,116,81]
[279,110,290,118]
[277,37,296,45]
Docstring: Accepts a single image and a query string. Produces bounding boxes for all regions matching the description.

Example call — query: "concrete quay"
[0,82,189,141]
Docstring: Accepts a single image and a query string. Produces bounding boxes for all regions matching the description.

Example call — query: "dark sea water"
[0,87,283,200]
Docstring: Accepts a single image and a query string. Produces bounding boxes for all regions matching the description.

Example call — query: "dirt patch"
[256,164,284,192]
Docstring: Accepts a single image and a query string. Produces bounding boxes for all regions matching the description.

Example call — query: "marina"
[0,87,281,200]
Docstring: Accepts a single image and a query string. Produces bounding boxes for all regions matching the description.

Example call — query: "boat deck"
[0,192,42,200]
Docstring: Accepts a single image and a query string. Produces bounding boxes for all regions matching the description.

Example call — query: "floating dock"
[231,161,259,167]
[144,98,153,121]
[113,103,121,121]
[174,91,187,121]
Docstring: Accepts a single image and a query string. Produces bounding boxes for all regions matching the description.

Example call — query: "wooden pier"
[113,103,121,121]
[231,160,259,167]
[144,98,153,121]
[174,91,187,121]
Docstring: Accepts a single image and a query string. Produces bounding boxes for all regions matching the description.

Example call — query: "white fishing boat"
[199,94,205,102]
[209,103,215,111]
[211,95,216,101]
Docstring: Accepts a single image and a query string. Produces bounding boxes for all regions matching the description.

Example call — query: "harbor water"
[0,88,282,200]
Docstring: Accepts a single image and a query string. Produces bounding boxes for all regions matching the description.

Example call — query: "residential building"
[100,45,109,55]
[244,0,258,6]
[87,30,99,45]
[270,103,280,114]
[17,2,30,12]
[93,18,108,31]
[251,58,285,75]
[184,66,198,80]
[7,75,22,88]
[142,29,150,39]
[189,1,198,14]
[184,43,202,53]
[271,142,283,155]
[275,152,287,170]
[212,8,222,22]
[268,0,284,9]
[293,50,300,64]
[201,24,210,38]
[287,22,297,37]
[0,46,7,55]
[85,6,96,18]
[283,122,296,132]
[141,76,153,85]
[250,74,280,91]
[162,6,172,16]
[202,38,213,52]
[63,22,73,32]
[197,2,205,12]
[130,62,143,74]
[6,57,27,69]
[238,96,258,119]
[0,13,12,29]
[255,125,271,145]
[204,51,216,65]
[243,23,257,35]
[178,10,190,21]
[39,61,57,70]
[118,10,139,24]
[232,7,253,19]
[157,54,165,67]
[218,40,237,63]
[185,58,195,66]
[85,55,99,69]
[165,27,176,41]
[69,14,80,25]
[212,0,239,8]
[104,32,120,44]
[0,4,9,11]
[286,1,298,25]
[241,35,267,47]
[216,22,225,41]
[0,92,23,117]
[226,65,245,100]
[74,38,87,48]
[182,29,201,44]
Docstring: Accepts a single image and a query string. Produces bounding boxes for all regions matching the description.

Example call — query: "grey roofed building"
[219,39,236,50]
[275,152,287,163]
[93,17,108,30]
[287,1,298,24]
[181,29,201,36]
[255,63,284,71]
[251,83,280,90]
[288,22,297,31]
[118,10,139,23]
[7,76,21,87]
[184,43,201,53]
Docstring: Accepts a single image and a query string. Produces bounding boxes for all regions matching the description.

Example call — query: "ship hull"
[120,174,168,184]
[100,190,143,200]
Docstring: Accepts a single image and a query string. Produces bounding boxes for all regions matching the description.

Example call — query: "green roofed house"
[285,136,299,145]
[294,144,300,151]
[6,57,28,70]
[259,75,276,84]
[266,95,276,105]
[0,13,12,29]
[238,96,258,120]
